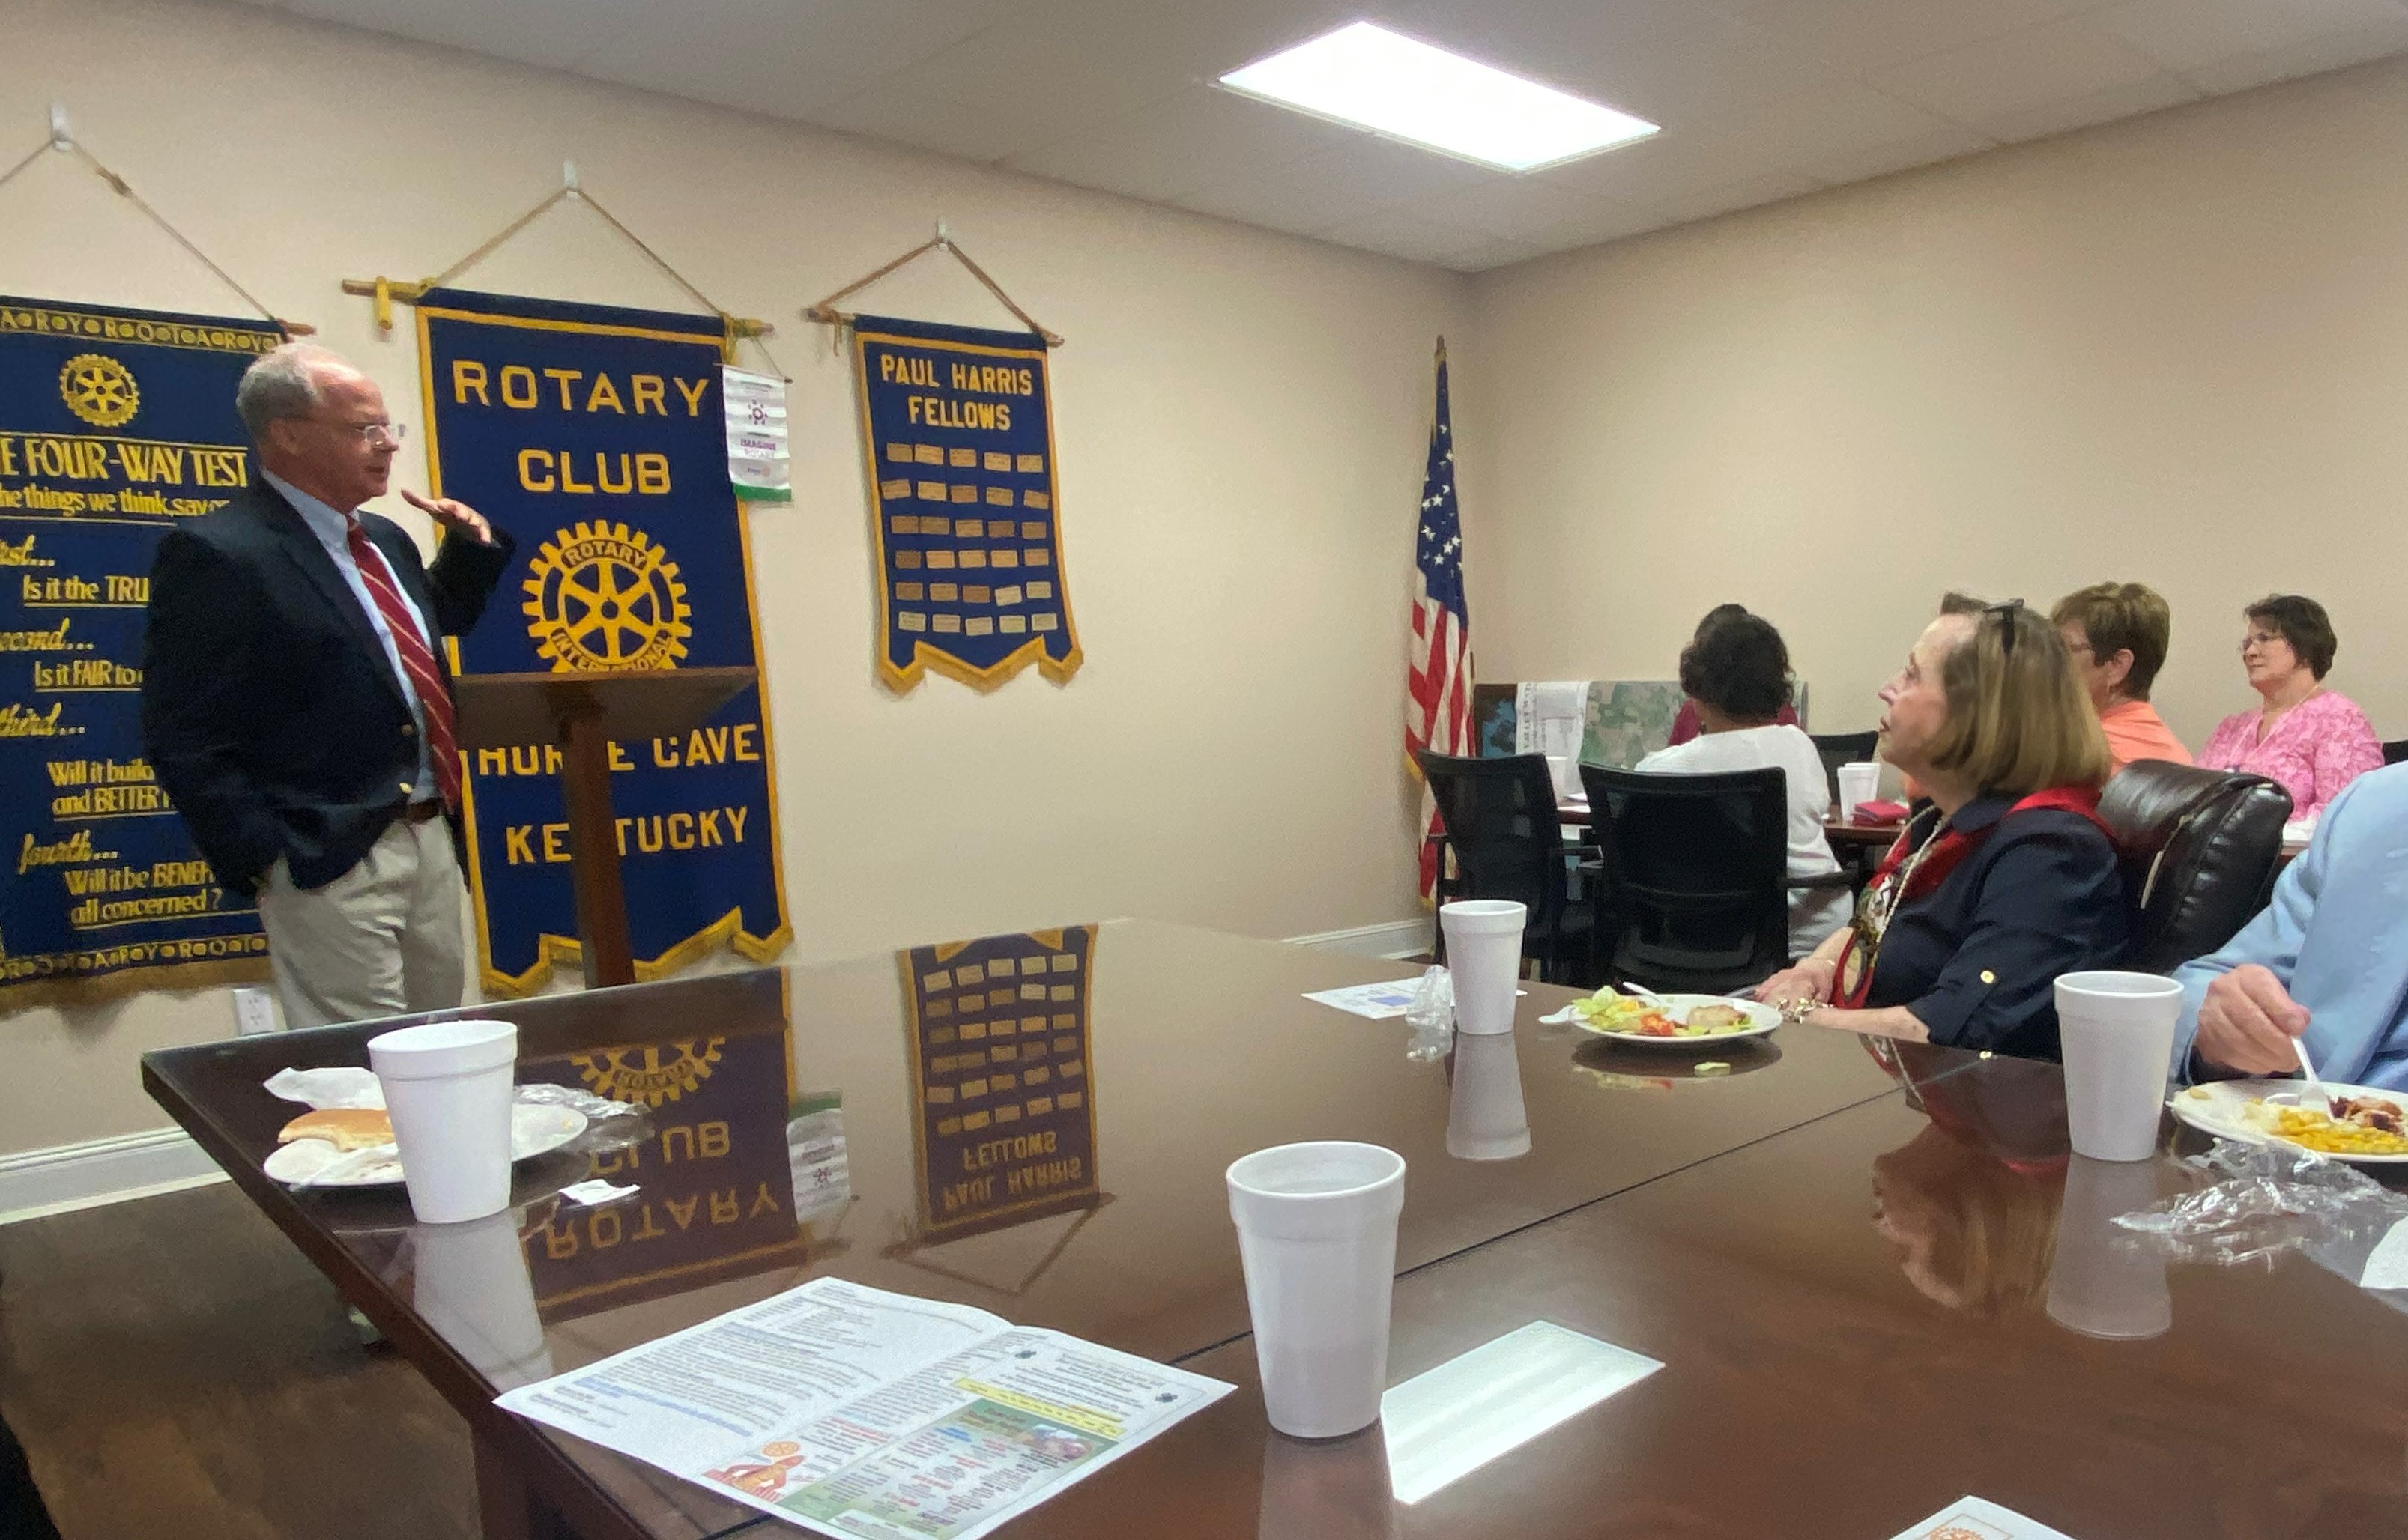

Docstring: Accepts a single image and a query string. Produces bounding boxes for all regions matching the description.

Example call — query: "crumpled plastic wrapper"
[1404,965,1454,1063]
[264,1066,385,1109]
[513,1082,643,1118]
[2114,1137,2408,1270]
[515,1082,652,1155]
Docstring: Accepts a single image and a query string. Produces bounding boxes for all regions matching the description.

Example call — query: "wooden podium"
[453,667,755,988]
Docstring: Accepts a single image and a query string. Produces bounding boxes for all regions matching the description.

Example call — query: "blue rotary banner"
[416,288,790,995]
[853,316,1081,691]
[0,297,281,999]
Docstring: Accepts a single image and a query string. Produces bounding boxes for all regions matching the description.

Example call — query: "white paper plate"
[1542,993,1780,1048]
[2167,1079,2408,1166]
[264,1104,589,1187]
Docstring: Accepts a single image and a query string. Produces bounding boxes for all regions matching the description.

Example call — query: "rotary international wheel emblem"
[570,1039,724,1106]
[523,520,692,671]
[59,354,139,428]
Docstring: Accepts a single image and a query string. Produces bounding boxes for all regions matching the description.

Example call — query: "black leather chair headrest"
[2096,761,2292,973]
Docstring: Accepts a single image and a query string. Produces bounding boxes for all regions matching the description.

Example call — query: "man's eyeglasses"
[315,418,406,446]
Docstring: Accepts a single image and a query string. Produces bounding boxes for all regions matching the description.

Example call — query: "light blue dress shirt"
[2170,762,2408,1091]
[261,470,436,803]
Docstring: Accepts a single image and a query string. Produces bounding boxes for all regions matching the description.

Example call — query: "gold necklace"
[1859,807,1952,947]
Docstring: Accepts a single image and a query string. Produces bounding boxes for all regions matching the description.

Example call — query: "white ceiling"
[232,0,2408,270]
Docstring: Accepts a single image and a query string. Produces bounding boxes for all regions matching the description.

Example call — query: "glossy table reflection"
[145,919,1977,1539]
[1093,1054,2408,1540]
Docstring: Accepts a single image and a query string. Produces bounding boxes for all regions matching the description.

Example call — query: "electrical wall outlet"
[232,986,280,1036]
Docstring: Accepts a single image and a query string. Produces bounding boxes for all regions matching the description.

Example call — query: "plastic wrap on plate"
[1404,965,1454,1063]
[2114,1137,2408,1268]
[515,1082,651,1156]
[264,1067,385,1109]
[514,1082,643,1118]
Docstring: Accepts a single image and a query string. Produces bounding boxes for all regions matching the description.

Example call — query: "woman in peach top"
[2197,595,2381,822]
[2050,582,2191,771]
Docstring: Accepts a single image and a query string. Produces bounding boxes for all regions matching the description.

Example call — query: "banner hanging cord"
[364,177,784,377]
[804,228,1064,350]
[0,133,308,335]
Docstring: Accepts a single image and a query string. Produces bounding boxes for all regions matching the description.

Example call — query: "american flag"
[1405,340,1471,903]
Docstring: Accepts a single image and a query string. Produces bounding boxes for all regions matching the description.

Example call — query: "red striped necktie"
[344,517,461,812]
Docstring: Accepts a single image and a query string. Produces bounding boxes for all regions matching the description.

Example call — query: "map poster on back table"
[0,297,281,1000]
[852,315,1082,692]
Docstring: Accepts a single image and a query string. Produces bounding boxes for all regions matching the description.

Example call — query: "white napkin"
[558,1179,639,1206]
[2362,1217,2408,1291]
[263,1067,384,1110]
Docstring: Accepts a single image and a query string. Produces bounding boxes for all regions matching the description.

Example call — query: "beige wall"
[0,0,1464,1155]
[1462,55,2408,751]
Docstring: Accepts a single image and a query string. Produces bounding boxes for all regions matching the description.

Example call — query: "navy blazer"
[140,480,514,892]
[1866,795,2131,1061]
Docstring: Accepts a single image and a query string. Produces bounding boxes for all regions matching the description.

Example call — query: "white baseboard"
[0,1127,227,1227]
[1285,919,1429,960]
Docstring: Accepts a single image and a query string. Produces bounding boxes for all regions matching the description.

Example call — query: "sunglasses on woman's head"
[1982,598,2025,657]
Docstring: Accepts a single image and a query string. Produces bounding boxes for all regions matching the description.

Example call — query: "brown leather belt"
[402,800,446,825]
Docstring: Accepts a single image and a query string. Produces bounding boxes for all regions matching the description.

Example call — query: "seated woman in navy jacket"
[1755,595,2129,1060]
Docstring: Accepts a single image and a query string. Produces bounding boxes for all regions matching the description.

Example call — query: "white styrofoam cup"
[1446,1031,1531,1160]
[1836,761,1881,821]
[412,1207,554,1386]
[1226,1142,1407,1440]
[369,1018,519,1223]
[2054,971,2182,1162]
[1543,754,1581,801]
[2046,1155,2170,1340]
[1440,900,1525,1037]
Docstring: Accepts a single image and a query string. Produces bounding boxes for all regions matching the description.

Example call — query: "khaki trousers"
[256,814,466,1029]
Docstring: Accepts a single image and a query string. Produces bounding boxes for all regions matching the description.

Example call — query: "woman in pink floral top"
[2197,595,2383,821]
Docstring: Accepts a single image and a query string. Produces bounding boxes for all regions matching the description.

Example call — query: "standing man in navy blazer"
[142,343,514,1028]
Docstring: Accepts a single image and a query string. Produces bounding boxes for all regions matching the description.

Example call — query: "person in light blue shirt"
[2170,762,2408,1091]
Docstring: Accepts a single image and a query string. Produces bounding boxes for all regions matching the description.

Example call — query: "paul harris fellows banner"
[853,316,1080,692]
[0,297,279,999]
[417,288,790,995]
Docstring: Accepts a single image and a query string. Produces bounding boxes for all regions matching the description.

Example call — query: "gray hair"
[235,342,342,438]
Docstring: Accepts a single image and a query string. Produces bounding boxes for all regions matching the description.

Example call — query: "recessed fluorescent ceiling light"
[1217,22,1657,172]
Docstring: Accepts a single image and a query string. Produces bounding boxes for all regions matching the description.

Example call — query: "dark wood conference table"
[142,921,2402,1539]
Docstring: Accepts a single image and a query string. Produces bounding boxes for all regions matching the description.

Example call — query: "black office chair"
[2383,739,2408,767]
[1582,765,1848,995]
[1415,751,1596,984]
[1808,730,1878,803]
[2098,762,2292,972]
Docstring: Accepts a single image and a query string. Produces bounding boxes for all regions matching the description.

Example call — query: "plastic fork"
[2293,1037,2333,1116]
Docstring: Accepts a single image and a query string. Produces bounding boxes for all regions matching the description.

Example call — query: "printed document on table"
[495,1276,1231,1540]
[1302,979,1425,1019]
[1888,1495,2078,1540]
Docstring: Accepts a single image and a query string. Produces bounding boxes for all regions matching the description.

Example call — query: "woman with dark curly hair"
[1665,603,1798,745]
[2197,595,2381,822]
[1636,610,1848,957]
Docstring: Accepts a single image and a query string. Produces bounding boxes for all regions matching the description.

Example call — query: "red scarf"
[1834,786,2108,1009]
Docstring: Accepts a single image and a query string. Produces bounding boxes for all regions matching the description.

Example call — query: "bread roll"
[277,1107,393,1151]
